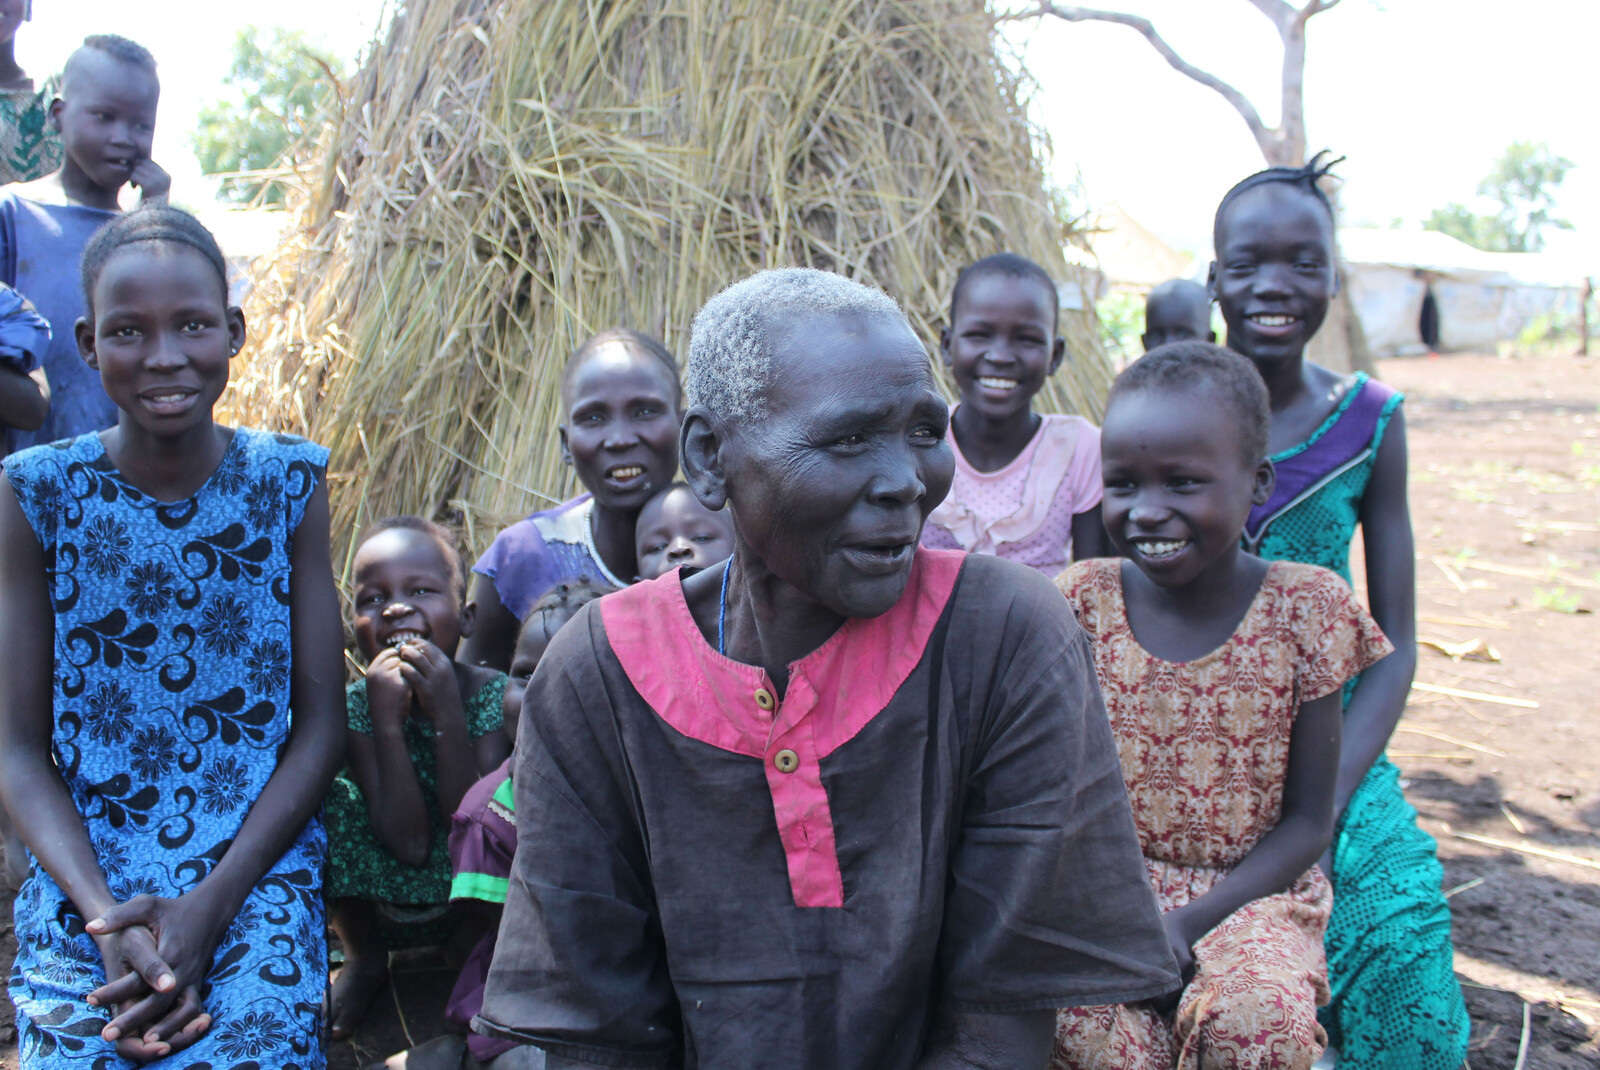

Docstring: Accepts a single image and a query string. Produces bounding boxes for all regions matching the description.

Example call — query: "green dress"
[1246,373,1470,1069]
[0,82,62,184]
[325,673,507,908]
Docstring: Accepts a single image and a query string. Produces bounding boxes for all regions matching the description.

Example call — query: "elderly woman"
[476,269,1178,1069]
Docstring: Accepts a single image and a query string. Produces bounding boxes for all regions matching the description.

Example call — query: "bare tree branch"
[1298,0,1343,25]
[1037,3,1275,156]
[1243,0,1297,36]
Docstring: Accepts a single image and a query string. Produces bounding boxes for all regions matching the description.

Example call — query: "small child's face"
[53,52,159,194]
[1209,184,1336,364]
[1141,295,1214,352]
[501,620,555,748]
[560,343,681,515]
[943,273,1062,425]
[634,487,736,581]
[351,530,468,662]
[79,245,240,442]
[1099,386,1271,590]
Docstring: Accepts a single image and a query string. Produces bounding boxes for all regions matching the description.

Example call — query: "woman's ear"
[557,425,573,467]
[226,305,247,359]
[75,316,97,371]
[680,407,729,513]
[1253,458,1276,506]
[938,326,954,369]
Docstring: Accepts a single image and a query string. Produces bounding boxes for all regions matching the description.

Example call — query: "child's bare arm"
[457,575,518,670]
[1341,412,1416,814]
[1070,504,1110,560]
[345,649,433,867]
[0,364,47,430]
[1161,688,1342,969]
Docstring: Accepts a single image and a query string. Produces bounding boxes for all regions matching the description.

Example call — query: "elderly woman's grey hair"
[686,268,913,424]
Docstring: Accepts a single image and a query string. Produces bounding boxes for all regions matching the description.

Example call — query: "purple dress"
[473,495,629,619]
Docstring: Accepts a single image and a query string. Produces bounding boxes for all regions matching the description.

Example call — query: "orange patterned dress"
[1052,559,1392,1070]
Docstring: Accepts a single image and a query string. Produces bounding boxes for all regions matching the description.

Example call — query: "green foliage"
[1096,291,1145,365]
[1425,141,1575,253]
[191,27,344,204]
[1532,585,1583,614]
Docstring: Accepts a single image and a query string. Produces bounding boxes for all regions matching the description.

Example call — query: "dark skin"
[0,243,345,1062]
[328,528,510,1040]
[1211,182,1417,834]
[1141,280,1216,352]
[0,364,48,430]
[14,47,170,212]
[0,0,30,92]
[670,311,1050,1068]
[458,341,681,669]
[941,271,1109,560]
[633,485,735,581]
[1100,384,1341,985]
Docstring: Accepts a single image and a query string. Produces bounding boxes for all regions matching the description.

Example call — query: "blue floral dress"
[5,428,330,1069]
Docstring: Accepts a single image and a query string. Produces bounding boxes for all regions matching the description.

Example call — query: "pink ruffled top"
[922,411,1102,578]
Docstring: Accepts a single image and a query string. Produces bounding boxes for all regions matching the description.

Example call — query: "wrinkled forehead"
[760,308,933,409]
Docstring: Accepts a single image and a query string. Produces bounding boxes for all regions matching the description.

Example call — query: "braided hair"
[521,578,616,644]
[1212,150,1345,247]
[80,205,229,318]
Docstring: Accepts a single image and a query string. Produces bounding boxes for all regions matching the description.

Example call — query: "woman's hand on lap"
[87,890,231,1053]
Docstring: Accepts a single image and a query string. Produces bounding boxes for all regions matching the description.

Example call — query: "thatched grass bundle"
[223,0,1113,559]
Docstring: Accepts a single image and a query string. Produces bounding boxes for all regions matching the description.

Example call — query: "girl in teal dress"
[1208,154,1469,1069]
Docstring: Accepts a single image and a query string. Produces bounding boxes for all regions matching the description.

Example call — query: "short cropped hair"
[80,206,228,318]
[686,268,909,424]
[561,328,682,410]
[948,253,1060,332]
[1111,341,1271,465]
[78,34,158,75]
[521,578,616,642]
[359,515,467,597]
[1213,150,1344,248]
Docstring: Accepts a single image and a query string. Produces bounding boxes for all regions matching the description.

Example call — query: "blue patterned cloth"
[5,428,330,1069]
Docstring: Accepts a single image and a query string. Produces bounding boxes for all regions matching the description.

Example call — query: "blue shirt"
[0,189,119,453]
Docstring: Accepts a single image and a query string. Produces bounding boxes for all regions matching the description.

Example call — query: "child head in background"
[1100,341,1272,589]
[1141,279,1215,352]
[351,516,472,667]
[634,482,735,581]
[941,252,1063,429]
[45,35,168,210]
[559,328,682,517]
[501,579,615,744]
[1208,152,1341,373]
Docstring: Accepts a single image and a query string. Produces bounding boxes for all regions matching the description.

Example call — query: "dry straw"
[222,0,1114,561]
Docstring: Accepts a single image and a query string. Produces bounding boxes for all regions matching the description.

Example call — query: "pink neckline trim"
[600,548,966,907]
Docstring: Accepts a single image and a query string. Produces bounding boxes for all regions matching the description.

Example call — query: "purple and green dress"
[1244,372,1470,1070]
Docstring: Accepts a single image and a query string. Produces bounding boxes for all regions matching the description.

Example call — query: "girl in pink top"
[922,253,1110,576]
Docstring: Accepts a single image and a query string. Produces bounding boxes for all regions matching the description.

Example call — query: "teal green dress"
[1245,373,1469,1069]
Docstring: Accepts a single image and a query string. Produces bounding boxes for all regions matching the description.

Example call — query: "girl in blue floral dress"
[0,206,345,1067]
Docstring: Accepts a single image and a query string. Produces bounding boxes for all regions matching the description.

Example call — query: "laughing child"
[1051,342,1392,1070]
[633,481,735,581]
[323,517,511,1041]
[458,329,681,669]
[922,252,1110,575]
[3,34,170,455]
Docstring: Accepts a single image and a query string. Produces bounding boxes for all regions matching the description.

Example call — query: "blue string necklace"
[716,557,732,656]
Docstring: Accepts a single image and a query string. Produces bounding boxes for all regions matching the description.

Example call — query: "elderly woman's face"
[724,314,953,618]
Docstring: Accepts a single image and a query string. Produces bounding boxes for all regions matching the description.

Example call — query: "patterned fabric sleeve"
[1056,557,1115,641]
[0,283,49,373]
[1290,564,1395,704]
[464,673,509,739]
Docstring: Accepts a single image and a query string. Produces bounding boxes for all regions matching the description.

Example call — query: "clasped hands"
[85,887,228,1063]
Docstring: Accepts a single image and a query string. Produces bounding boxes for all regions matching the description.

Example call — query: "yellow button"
[754,688,776,711]
[773,749,799,774]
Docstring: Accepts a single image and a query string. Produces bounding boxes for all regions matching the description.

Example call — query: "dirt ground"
[0,350,1595,1069]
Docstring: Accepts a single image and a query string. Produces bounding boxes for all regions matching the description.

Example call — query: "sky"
[16,0,1600,266]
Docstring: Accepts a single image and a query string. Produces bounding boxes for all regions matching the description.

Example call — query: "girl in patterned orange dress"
[1052,342,1393,1070]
